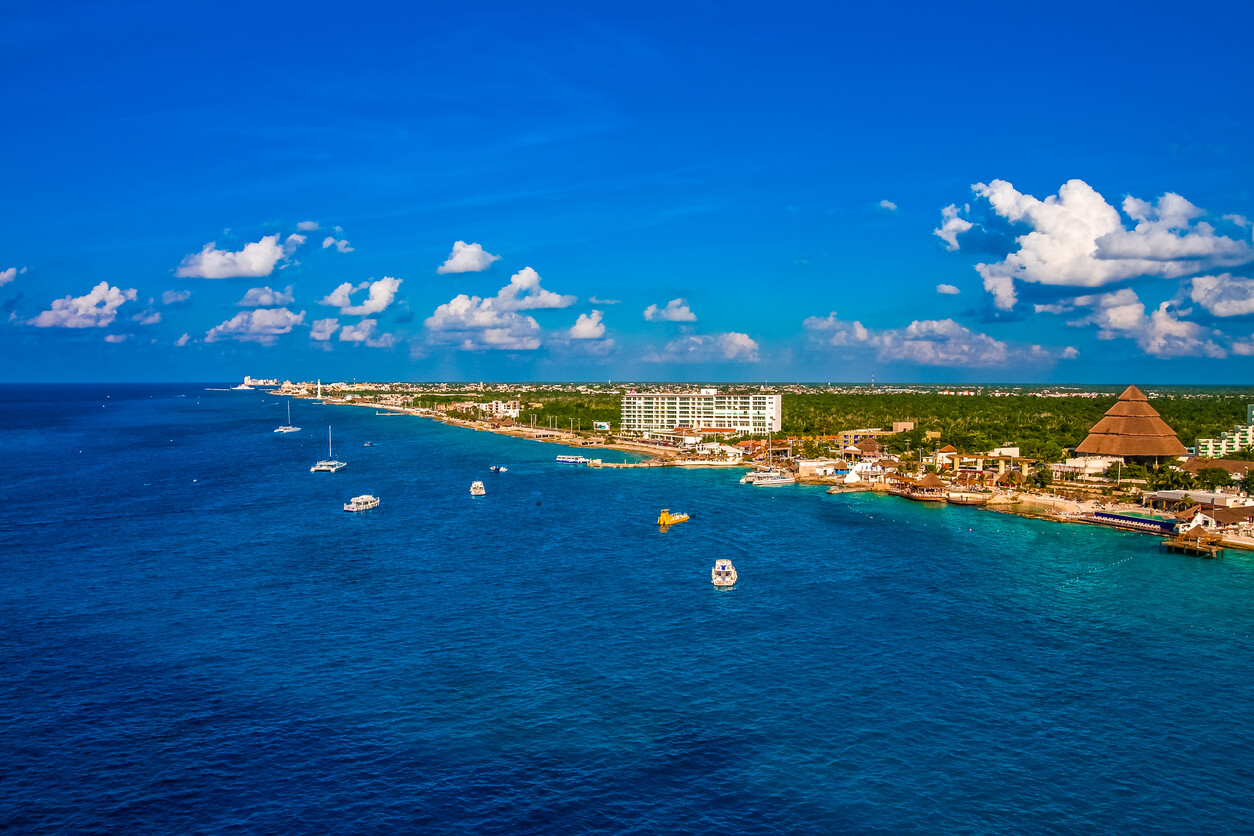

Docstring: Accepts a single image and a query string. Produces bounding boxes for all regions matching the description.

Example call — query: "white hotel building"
[620,389,782,436]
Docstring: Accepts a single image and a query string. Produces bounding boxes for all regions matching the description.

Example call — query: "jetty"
[1160,529,1225,558]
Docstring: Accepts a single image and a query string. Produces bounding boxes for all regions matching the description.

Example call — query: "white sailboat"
[275,401,300,433]
[311,427,347,472]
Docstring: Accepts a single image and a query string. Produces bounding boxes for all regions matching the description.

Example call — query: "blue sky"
[3,1,1253,383]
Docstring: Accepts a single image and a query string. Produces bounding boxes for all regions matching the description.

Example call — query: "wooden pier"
[1160,530,1225,558]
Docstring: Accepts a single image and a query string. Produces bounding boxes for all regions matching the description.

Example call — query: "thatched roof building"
[1075,385,1187,463]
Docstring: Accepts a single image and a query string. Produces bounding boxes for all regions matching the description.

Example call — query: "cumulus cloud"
[1189,274,1254,317]
[175,333,191,346]
[496,267,575,311]
[879,199,898,211]
[643,298,697,322]
[437,240,500,274]
[424,268,575,350]
[965,179,1253,310]
[296,220,320,231]
[569,310,606,339]
[1061,288,1226,358]
[0,266,26,286]
[1062,346,1080,359]
[319,276,401,315]
[805,312,1057,367]
[645,332,760,363]
[131,308,161,325]
[161,289,191,306]
[934,203,973,251]
[283,233,306,256]
[176,234,293,279]
[321,236,354,253]
[104,334,128,343]
[588,296,620,305]
[205,307,305,344]
[310,318,340,341]
[238,285,295,307]
[338,318,396,348]
[1222,214,1250,228]
[936,284,960,295]
[30,281,137,328]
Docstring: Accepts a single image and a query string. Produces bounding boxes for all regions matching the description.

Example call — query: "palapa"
[1075,385,1187,459]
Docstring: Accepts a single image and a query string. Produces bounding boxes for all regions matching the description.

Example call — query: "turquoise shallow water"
[3,384,1254,833]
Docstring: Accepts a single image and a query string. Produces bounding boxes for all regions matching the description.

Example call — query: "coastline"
[293,394,1253,552]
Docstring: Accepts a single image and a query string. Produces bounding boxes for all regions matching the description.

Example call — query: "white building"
[619,389,782,436]
[1196,405,1254,457]
[477,400,521,419]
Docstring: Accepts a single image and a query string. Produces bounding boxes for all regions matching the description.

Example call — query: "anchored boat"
[470,481,486,496]
[657,508,689,527]
[711,559,738,587]
[343,494,380,512]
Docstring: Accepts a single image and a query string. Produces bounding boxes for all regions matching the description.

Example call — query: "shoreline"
[294,394,1253,552]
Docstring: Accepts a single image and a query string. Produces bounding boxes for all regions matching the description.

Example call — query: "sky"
[3,0,1254,384]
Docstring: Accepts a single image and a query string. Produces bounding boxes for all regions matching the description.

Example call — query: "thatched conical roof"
[917,472,946,488]
[1075,385,1187,457]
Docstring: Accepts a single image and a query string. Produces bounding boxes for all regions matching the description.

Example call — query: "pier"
[1160,531,1225,558]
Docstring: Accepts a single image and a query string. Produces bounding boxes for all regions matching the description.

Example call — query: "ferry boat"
[490,465,508,472]
[343,494,380,512]
[657,508,689,526]
[741,469,795,486]
[470,481,486,496]
[711,559,738,587]
[274,401,300,433]
[555,455,590,465]
[311,427,347,472]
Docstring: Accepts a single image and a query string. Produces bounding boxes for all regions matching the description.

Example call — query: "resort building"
[1075,385,1187,466]
[1195,405,1254,458]
[619,389,781,436]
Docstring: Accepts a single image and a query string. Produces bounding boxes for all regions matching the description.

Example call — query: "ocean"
[3,384,1254,833]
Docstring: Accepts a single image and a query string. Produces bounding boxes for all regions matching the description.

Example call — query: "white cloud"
[569,310,606,339]
[1062,346,1080,359]
[968,179,1253,309]
[879,199,898,211]
[283,233,306,256]
[1189,274,1254,317]
[176,234,291,279]
[1068,289,1147,336]
[1140,302,1225,358]
[161,289,191,306]
[319,276,401,315]
[30,281,137,328]
[174,333,191,346]
[805,312,1057,367]
[205,307,305,344]
[338,318,396,348]
[238,285,295,307]
[933,203,973,251]
[1063,288,1226,358]
[296,220,320,231]
[104,334,128,343]
[645,332,760,363]
[643,298,697,322]
[310,318,340,341]
[0,266,25,286]
[1222,214,1250,228]
[131,308,161,325]
[936,284,960,295]
[437,240,500,274]
[496,267,574,311]
[321,236,354,253]
[588,296,621,305]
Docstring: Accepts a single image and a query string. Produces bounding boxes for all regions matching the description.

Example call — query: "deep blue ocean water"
[3,384,1254,833]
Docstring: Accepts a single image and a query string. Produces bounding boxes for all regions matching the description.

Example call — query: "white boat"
[343,494,380,512]
[490,465,508,472]
[470,481,486,496]
[231,382,253,390]
[274,401,300,433]
[311,427,347,472]
[712,559,738,587]
[741,468,795,486]
[555,455,590,465]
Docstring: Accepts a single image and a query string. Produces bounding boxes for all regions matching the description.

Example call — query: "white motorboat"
[555,455,590,465]
[311,427,347,472]
[490,465,508,472]
[343,494,380,512]
[470,481,486,496]
[274,401,300,433]
[712,560,738,587]
[741,468,795,486]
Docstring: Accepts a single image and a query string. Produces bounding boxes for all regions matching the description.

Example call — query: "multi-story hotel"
[1196,405,1254,458]
[620,389,781,436]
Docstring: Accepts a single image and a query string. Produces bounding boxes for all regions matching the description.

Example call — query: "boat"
[363,441,373,447]
[490,465,508,472]
[742,469,795,486]
[555,455,590,465]
[657,508,690,526]
[470,481,486,496]
[274,401,300,433]
[711,559,738,587]
[311,427,347,472]
[343,494,380,512]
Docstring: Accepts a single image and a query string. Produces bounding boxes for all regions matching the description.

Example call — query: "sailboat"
[274,400,300,433]
[311,427,347,472]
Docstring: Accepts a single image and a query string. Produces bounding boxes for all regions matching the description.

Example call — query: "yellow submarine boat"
[656,508,690,527]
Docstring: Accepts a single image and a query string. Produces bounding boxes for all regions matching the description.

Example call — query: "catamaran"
[274,401,300,433]
[311,427,346,472]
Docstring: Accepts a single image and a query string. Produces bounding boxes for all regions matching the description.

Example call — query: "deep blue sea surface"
[4,384,1254,833]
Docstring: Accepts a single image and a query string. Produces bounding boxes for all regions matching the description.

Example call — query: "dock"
[1160,531,1225,558]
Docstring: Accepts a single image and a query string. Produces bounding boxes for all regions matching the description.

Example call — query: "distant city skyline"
[3,2,1253,383]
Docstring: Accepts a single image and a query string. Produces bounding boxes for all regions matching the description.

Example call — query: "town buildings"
[1195,406,1254,458]
[619,389,781,436]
